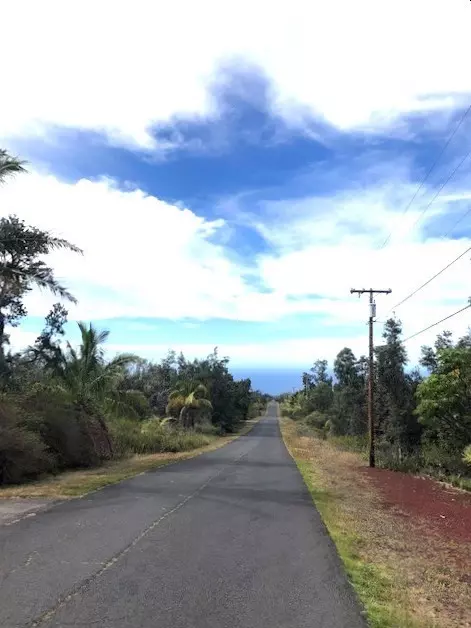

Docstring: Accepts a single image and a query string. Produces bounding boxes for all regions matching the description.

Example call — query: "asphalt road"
[0,403,366,628]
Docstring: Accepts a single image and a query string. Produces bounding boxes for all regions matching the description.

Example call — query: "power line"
[403,303,471,343]
[380,103,471,249]
[390,244,471,313]
[406,149,471,234]
[442,204,471,239]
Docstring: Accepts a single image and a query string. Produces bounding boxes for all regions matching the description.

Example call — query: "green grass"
[295,460,421,628]
[282,420,431,628]
[302,422,471,493]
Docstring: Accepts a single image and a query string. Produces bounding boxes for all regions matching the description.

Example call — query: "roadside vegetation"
[278,317,471,626]
[281,418,471,628]
[277,318,471,489]
[0,149,270,489]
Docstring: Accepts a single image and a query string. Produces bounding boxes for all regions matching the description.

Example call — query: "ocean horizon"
[231,368,303,395]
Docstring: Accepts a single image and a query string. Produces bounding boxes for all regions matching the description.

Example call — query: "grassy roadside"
[0,417,261,500]
[280,418,470,628]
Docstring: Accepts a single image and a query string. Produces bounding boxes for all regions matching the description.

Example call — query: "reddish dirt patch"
[361,467,471,543]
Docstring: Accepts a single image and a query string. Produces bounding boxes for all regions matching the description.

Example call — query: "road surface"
[0,403,366,627]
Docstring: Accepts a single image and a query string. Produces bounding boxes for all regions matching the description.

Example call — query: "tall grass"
[298,419,471,491]
[109,418,211,456]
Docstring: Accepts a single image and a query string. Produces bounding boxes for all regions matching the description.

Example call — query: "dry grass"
[0,418,261,500]
[281,418,471,628]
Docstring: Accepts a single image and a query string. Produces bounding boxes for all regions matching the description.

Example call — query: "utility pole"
[350,288,392,468]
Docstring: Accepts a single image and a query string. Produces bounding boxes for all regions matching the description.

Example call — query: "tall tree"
[331,348,366,435]
[375,318,420,455]
[0,215,82,372]
[420,330,453,373]
[304,359,333,414]
[416,346,471,454]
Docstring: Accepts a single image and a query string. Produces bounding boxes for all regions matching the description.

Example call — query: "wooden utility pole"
[350,288,392,468]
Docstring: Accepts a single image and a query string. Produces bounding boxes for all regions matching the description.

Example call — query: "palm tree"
[166,380,212,428]
[53,322,147,456]
[58,322,144,411]
[0,149,26,184]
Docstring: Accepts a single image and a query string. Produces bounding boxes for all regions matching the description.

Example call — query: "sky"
[1,1,471,393]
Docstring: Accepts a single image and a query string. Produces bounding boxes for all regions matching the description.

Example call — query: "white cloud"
[0,173,257,321]
[3,167,471,368]
[0,172,339,326]
[0,0,469,148]
[251,179,471,357]
[106,335,369,368]
[0,170,389,327]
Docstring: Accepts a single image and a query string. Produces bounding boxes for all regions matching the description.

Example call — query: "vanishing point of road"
[0,403,366,627]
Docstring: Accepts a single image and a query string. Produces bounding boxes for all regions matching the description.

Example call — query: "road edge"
[0,415,265,520]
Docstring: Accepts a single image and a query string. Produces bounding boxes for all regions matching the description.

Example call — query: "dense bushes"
[109,418,211,456]
[19,387,110,468]
[279,318,471,487]
[304,410,328,430]
[0,315,268,486]
[0,341,266,486]
[0,151,269,487]
[0,401,54,484]
[0,388,114,484]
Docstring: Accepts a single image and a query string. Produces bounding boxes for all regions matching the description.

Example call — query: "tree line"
[0,150,270,485]
[278,317,471,485]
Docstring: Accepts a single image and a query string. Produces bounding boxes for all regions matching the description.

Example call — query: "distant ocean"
[231,368,302,395]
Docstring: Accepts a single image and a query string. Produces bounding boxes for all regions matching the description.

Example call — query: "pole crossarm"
[349,288,392,468]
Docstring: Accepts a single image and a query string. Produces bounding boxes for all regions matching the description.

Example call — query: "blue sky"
[1,1,471,391]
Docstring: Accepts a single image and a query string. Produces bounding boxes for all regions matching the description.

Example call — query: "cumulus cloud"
[0,0,469,148]
[2,164,471,369]
[105,335,369,369]
[251,178,471,354]
[0,173,252,321]
[0,172,339,325]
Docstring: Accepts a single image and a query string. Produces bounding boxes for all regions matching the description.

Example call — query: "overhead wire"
[383,114,471,314]
[405,149,471,235]
[441,204,471,240]
[389,244,471,313]
[403,303,471,343]
[379,103,471,249]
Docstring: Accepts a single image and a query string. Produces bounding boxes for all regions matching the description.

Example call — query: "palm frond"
[1,266,78,304]
[107,353,140,370]
[0,150,27,183]
[197,398,213,410]
[45,236,83,255]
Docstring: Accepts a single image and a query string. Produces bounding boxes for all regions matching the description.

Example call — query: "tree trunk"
[179,406,188,429]
[0,311,8,384]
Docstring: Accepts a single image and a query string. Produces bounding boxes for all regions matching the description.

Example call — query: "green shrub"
[194,420,220,436]
[109,417,211,455]
[463,445,471,466]
[331,434,368,455]
[420,442,469,477]
[109,418,143,456]
[305,411,328,430]
[20,386,106,468]
[248,401,266,418]
[160,430,210,453]
[0,402,54,485]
